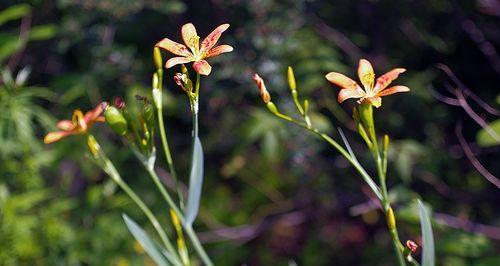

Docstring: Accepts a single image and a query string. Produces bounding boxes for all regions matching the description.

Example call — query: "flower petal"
[181,23,199,53]
[193,60,212,76]
[200,24,230,53]
[44,131,74,144]
[374,68,406,92]
[84,102,106,124]
[360,97,382,108]
[156,38,192,57]
[325,72,359,90]
[358,59,375,91]
[377,85,410,97]
[56,120,74,131]
[166,56,193,68]
[205,44,233,58]
[338,88,364,103]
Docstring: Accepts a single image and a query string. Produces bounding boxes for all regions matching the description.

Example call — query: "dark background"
[1,0,499,265]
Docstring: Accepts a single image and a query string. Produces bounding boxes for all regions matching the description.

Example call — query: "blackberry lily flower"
[155,23,233,76]
[44,102,107,144]
[326,59,410,107]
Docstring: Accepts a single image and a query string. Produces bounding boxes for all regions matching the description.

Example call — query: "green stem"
[155,68,185,208]
[93,138,182,266]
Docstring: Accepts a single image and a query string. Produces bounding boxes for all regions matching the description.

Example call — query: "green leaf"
[122,214,170,266]
[185,136,204,226]
[28,24,58,41]
[0,4,31,26]
[476,119,500,147]
[418,199,435,266]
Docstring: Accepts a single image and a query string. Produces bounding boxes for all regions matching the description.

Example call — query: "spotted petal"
[156,38,192,57]
[56,120,74,131]
[166,56,193,68]
[375,68,406,92]
[325,72,359,90]
[182,23,199,53]
[358,59,375,92]
[205,45,233,58]
[338,88,365,103]
[377,85,410,97]
[201,24,230,53]
[44,130,74,144]
[193,60,212,76]
[360,97,382,108]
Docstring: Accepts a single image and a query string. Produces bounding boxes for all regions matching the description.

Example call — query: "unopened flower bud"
[181,64,188,75]
[152,73,159,90]
[386,207,396,230]
[114,96,126,109]
[383,134,389,152]
[405,240,419,254]
[252,73,271,103]
[104,106,128,136]
[266,102,278,114]
[287,66,296,91]
[87,135,100,157]
[152,88,162,110]
[153,47,163,70]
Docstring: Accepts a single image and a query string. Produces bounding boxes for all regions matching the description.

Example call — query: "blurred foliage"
[0,0,499,265]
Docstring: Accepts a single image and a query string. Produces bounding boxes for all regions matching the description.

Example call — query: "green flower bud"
[152,87,162,110]
[104,106,128,136]
[153,47,163,70]
[386,207,396,230]
[152,73,159,89]
[266,102,279,114]
[287,66,296,91]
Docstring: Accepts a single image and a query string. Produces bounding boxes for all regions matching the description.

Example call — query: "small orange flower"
[44,103,107,144]
[326,59,410,108]
[252,73,271,103]
[155,23,233,76]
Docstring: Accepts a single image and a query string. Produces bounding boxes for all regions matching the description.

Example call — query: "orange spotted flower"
[155,23,233,76]
[325,59,410,108]
[44,103,107,144]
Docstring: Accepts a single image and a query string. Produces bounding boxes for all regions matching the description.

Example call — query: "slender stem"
[155,68,185,208]
[145,167,213,266]
[94,141,182,266]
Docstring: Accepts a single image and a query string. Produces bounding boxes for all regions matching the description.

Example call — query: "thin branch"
[455,122,500,189]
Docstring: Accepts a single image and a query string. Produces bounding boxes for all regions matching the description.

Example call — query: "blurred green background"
[1,0,499,265]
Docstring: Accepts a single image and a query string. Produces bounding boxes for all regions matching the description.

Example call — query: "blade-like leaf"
[0,4,31,26]
[185,136,204,226]
[418,199,435,266]
[122,214,171,266]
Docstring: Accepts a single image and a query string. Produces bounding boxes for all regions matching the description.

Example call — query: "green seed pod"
[104,106,128,136]
[153,47,163,70]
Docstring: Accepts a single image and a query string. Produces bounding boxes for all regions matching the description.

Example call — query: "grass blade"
[184,136,204,226]
[122,214,171,266]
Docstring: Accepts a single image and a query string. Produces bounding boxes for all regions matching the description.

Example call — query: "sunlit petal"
[325,72,359,90]
[44,131,74,144]
[205,45,233,58]
[181,23,199,53]
[56,120,74,131]
[166,57,193,68]
[156,38,192,57]
[84,102,107,124]
[358,59,375,91]
[374,68,406,92]
[338,88,365,103]
[193,60,212,76]
[377,85,410,97]
[200,24,230,53]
